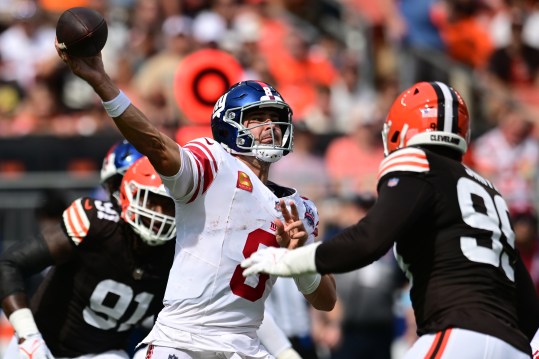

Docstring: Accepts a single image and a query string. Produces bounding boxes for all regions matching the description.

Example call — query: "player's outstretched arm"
[0,227,72,358]
[55,41,181,177]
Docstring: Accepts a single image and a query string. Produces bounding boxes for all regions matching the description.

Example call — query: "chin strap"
[254,148,284,163]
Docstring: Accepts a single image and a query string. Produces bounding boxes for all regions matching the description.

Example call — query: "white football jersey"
[145,138,319,351]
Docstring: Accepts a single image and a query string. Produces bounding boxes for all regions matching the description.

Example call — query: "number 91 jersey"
[31,197,174,358]
[377,147,527,353]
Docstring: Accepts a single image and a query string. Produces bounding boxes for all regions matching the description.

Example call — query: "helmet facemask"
[227,105,293,163]
[123,181,176,246]
[120,157,176,246]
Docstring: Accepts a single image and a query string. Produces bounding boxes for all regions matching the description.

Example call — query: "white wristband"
[294,272,322,294]
[290,242,321,294]
[102,90,131,118]
[8,308,39,339]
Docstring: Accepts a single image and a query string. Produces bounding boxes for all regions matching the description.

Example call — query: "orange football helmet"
[120,157,176,246]
[382,81,470,156]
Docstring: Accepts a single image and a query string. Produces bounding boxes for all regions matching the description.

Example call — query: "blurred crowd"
[2,0,539,358]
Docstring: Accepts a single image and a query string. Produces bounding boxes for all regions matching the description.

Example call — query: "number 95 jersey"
[314,146,532,355]
[379,147,527,353]
[31,197,174,358]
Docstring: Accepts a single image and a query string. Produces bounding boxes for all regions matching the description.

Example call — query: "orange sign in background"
[174,49,243,125]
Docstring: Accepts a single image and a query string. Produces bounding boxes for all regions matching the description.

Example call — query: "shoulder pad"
[62,197,120,246]
[377,147,430,180]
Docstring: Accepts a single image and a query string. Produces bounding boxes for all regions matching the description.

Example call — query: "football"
[56,7,108,57]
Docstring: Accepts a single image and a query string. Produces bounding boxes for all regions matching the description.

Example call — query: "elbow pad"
[0,235,54,301]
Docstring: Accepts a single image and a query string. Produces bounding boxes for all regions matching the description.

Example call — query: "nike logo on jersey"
[84,199,93,210]
[237,171,253,192]
[387,178,399,187]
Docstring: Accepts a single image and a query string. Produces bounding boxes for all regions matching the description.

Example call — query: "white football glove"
[18,333,54,359]
[241,242,320,277]
[277,348,302,359]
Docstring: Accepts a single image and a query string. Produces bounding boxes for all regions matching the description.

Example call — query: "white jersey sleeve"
[159,138,221,202]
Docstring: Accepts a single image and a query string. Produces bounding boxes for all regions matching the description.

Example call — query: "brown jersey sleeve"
[315,174,435,274]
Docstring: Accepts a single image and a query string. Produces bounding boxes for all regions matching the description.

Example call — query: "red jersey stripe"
[186,139,218,173]
[186,154,203,204]
[185,141,217,195]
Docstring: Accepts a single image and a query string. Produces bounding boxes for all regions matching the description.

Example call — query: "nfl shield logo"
[387,178,399,187]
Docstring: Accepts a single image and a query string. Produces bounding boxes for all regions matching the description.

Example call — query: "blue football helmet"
[100,140,144,204]
[210,80,294,163]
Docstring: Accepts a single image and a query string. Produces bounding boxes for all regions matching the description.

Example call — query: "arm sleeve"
[514,254,539,340]
[0,235,54,301]
[160,139,220,202]
[315,175,435,274]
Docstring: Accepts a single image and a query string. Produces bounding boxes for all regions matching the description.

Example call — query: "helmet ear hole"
[391,131,400,143]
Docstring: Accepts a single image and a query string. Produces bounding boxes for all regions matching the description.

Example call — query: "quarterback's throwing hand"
[18,333,55,359]
[276,199,307,249]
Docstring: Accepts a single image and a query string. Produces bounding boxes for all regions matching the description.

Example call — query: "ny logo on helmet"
[213,93,228,119]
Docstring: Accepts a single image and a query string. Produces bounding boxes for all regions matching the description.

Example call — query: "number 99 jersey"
[316,147,532,355]
[31,197,174,357]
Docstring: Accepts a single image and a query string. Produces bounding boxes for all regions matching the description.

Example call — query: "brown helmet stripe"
[429,81,445,131]
[429,81,456,134]
[448,84,459,135]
